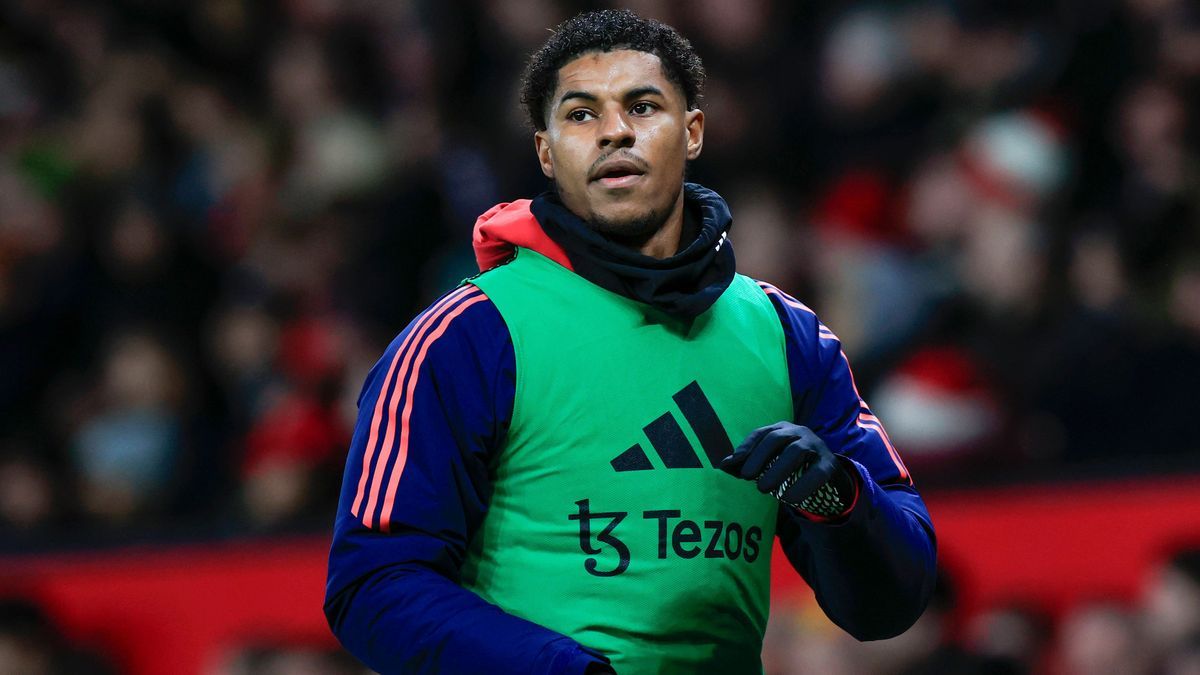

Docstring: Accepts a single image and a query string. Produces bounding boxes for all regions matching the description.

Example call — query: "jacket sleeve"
[324,284,609,674]
[758,281,937,641]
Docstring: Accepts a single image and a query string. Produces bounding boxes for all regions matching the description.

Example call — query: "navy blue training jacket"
[324,272,937,674]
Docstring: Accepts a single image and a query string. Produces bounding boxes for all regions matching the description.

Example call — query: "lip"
[590,157,647,188]
[596,173,645,188]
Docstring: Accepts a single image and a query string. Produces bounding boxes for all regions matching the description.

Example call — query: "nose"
[597,105,634,149]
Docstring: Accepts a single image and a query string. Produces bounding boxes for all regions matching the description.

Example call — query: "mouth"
[591,159,647,189]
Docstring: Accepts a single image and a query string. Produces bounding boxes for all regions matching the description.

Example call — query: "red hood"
[472,200,573,272]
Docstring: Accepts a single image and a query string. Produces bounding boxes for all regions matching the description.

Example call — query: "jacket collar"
[472,182,736,319]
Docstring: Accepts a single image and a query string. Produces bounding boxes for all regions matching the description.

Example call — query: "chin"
[588,206,667,242]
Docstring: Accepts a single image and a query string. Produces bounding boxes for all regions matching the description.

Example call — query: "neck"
[526,182,737,320]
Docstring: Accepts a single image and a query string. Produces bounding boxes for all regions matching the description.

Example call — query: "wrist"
[793,456,860,523]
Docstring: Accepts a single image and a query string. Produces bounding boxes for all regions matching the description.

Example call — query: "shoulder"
[384,284,504,352]
[365,285,510,395]
[752,279,816,318]
[748,279,834,345]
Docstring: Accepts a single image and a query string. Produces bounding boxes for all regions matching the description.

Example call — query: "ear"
[685,108,704,161]
[534,131,554,179]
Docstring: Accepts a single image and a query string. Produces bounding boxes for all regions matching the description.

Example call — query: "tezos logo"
[567,380,760,577]
[568,498,762,577]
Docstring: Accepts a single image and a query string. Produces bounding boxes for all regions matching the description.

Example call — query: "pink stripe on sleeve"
[858,413,910,483]
[351,286,475,520]
[759,281,817,316]
[377,293,490,532]
[362,288,484,528]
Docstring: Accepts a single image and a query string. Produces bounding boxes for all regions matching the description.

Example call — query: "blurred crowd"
[0,0,1198,556]
[2,544,1197,674]
[2,2,1200,672]
[0,593,368,675]
[2,0,1199,538]
[763,545,1200,675]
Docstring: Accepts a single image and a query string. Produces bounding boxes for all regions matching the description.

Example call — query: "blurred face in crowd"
[534,49,704,246]
[1144,563,1200,649]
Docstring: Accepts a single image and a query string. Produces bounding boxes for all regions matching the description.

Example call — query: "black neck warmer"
[530,182,736,319]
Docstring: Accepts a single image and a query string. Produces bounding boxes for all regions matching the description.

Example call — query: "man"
[325,10,936,674]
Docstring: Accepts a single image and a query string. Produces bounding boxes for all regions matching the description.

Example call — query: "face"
[535,49,704,240]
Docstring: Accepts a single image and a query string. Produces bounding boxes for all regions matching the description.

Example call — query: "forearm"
[326,563,606,675]
[778,460,937,641]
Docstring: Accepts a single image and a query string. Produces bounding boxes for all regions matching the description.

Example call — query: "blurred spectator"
[0,447,58,532]
[762,600,860,675]
[0,597,116,675]
[1058,600,1152,675]
[1165,637,1200,675]
[1143,547,1200,665]
[855,565,1012,674]
[70,330,187,524]
[210,641,369,675]
[239,384,347,529]
[208,304,280,426]
[966,601,1053,675]
[871,345,1003,476]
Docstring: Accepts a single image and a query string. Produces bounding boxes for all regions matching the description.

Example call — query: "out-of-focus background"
[1,0,1199,673]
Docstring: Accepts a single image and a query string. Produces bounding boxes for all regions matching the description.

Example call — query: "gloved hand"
[719,422,856,519]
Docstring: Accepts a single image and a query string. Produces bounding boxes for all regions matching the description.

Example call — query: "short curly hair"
[520,9,706,132]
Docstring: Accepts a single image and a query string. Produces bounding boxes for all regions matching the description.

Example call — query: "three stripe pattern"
[352,285,488,531]
[610,381,734,472]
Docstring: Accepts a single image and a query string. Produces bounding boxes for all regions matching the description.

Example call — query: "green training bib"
[464,248,793,673]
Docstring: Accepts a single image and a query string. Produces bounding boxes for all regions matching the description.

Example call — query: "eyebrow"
[624,86,665,101]
[558,90,598,107]
[556,85,667,108]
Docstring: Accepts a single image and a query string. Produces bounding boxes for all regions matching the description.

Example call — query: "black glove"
[719,422,856,518]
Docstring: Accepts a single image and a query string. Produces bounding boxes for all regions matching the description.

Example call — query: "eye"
[630,101,656,116]
[568,109,595,122]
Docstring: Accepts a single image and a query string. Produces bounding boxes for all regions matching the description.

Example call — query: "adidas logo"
[610,380,733,472]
